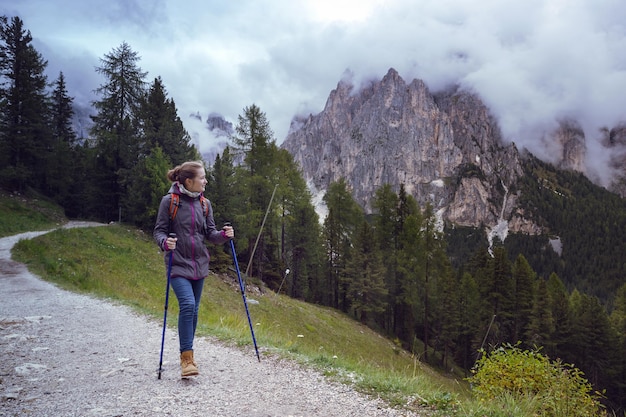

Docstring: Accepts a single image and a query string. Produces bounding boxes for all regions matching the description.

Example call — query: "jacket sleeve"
[204,199,229,245]
[154,195,172,251]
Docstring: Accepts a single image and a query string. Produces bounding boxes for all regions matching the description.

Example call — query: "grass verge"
[11,224,465,414]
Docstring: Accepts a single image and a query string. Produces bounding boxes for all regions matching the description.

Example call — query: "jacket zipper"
[190,198,197,279]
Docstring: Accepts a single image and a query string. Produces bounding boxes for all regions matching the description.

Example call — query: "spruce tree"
[396,212,423,348]
[275,148,322,301]
[47,71,76,203]
[140,76,197,164]
[0,16,50,192]
[345,219,388,324]
[511,254,536,343]
[90,42,147,221]
[322,179,363,309]
[230,104,279,283]
[524,278,554,349]
[371,183,399,333]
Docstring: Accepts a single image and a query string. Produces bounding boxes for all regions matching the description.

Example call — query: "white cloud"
[3,0,626,183]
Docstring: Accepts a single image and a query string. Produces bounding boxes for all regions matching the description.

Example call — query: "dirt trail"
[0,223,420,417]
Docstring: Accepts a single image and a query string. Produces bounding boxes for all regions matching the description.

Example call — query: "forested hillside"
[2,15,626,412]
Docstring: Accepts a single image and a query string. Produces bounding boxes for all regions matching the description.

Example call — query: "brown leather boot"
[180,350,199,377]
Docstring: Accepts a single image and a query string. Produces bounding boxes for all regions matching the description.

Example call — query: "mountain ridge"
[281,68,624,236]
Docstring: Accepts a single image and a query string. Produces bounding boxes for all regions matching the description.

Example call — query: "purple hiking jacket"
[154,183,229,280]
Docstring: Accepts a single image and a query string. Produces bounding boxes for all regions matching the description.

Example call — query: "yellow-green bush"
[467,344,605,417]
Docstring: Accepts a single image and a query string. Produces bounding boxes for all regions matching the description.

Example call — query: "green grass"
[11,224,464,414]
[0,190,66,237]
[6,197,596,416]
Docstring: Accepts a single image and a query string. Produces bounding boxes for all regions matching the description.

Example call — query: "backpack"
[168,193,209,222]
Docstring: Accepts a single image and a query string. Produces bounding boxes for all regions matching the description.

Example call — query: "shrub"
[467,344,605,417]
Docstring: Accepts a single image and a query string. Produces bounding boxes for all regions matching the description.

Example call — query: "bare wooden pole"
[245,184,278,278]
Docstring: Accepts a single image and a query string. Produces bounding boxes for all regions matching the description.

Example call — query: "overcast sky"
[3,0,626,183]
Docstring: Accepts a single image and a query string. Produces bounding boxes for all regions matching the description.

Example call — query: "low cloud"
[3,0,626,183]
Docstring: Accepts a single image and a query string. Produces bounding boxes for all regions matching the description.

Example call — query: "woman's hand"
[222,225,234,239]
[165,236,177,250]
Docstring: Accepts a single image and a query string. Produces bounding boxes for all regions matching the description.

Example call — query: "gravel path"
[0,223,421,417]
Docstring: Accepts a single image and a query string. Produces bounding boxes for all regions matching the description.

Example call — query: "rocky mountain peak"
[282,68,534,233]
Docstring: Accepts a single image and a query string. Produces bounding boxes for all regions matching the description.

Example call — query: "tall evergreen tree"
[230,104,278,283]
[546,272,573,359]
[569,290,621,399]
[511,254,536,343]
[456,271,482,370]
[90,42,147,221]
[275,148,322,300]
[479,246,515,347]
[0,16,50,192]
[396,212,423,348]
[123,76,199,229]
[47,71,76,204]
[431,261,459,369]
[345,219,388,324]
[371,184,399,333]
[420,203,451,362]
[394,186,421,342]
[524,278,554,349]
[206,147,237,271]
[208,146,236,226]
[125,145,171,230]
[322,179,363,309]
[140,76,197,164]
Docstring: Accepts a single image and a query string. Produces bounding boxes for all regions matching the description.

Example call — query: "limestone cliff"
[282,68,536,233]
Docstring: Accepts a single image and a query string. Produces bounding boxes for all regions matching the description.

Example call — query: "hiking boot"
[180,350,199,377]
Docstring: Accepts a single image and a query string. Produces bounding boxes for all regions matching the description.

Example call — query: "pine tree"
[322,179,363,309]
[140,76,198,164]
[204,147,238,272]
[208,146,236,226]
[480,246,515,346]
[371,184,399,333]
[456,271,482,370]
[524,278,554,349]
[345,219,388,324]
[47,71,76,203]
[569,290,621,396]
[0,16,51,192]
[230,104,278,283]
[123,76,199,229]
[546,272,573,359]
[90,42,147,221]
[511,254,536,343]
[125,146,170,230]
[431,263,459,369]
[275,148,322,301]
[420,203,451,362]
[394,185,421,342]
[396,212,423,348]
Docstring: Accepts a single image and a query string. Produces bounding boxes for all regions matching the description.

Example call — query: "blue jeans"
[170,277,204,352]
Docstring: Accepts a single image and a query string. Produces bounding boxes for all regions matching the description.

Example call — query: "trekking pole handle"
[166,233,177,251]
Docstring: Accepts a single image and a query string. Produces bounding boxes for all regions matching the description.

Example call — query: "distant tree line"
[2,15,625,412]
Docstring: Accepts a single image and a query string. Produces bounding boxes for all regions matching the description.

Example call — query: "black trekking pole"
[225,223,261,362]
[157,233,176,379]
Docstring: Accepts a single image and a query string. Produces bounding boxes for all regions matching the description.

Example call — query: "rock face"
[604,124,626,198]
[282,68,533,232]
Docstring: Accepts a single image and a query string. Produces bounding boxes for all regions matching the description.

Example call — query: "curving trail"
[0,222,420,417]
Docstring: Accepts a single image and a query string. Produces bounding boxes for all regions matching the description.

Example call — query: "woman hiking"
[154,160,234,377]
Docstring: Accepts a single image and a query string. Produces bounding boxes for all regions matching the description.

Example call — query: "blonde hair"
[167,161,205,184]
